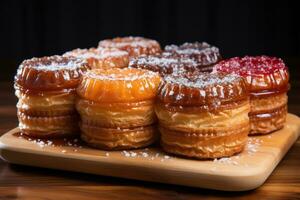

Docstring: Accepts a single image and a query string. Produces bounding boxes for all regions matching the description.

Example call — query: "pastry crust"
[249,94,287,134]
[63,48,129,69]
[98,36,161,58]
[80,124,158,150]
[16,89,77,117]
[76,68,161,150]
[14,55,88,138]
[17,112,79,138]
[155,72,250,159]
[163,42,221,72]
[160,124,248,159]
[76,99,156,128]
[214,56,289,134]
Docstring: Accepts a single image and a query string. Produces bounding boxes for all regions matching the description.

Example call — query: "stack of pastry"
[163,42,221,72]
[63,47,129,69]
[213,56,289,134]
[98,36,162,58]
[129,55,199,76]
[76,68,161,150]
[155,72,250,159]
[15,56,90,138]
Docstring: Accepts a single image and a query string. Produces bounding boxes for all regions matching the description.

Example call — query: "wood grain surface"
[0,80,300,199]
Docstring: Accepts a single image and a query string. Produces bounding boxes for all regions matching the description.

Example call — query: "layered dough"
[249,92,287,134]
[77,99,158,150]
[76,68,161,150]
[156,101,250,159]
[76,99,156,128]
[16,90,79,137]
[156,73,250,159]
[14,55,89,137]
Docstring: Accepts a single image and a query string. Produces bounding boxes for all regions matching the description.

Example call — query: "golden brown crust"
[249,103,287,135]
[98,36,161,58]
[156,101,250,134]
[63,48,129,69]
[17,112,79,138]
[160,124,248,159]
[157,72,249,108]
[76,99,156,128]
[15,56,90,91]
[16,89,77,117]
[80,124,158,150]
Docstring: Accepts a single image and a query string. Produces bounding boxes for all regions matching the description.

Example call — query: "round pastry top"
[129,55,199,76]
[98,36,161,57]
[15,55,90,91]
[163,42,221,67]
[213,56,289,92]
[77,68,161,103]
[64,47,128,60]
[157,72,248,108]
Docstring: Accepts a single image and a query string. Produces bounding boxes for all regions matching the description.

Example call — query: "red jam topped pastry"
[213,56,289,134]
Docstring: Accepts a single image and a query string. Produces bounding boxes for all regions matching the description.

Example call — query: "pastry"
[213,56,289,135]
[98,36,161,58]
[163,42,221,72]
[129,55,200,76]
[76,68,161,150]
[155,72,250,159]
[15,55,90,138]
[63,47,129,69]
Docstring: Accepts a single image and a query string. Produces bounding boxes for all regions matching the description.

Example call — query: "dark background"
[0,0,299,81]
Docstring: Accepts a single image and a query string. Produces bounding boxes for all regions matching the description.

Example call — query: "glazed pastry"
[15,56,90,138]
[63,47,129,69]
[129,55,200,76]
[155,72,250,159]
[76,68,161,150]
[213,56,289,135]
[163,42,221,72]
[98,36,161,58]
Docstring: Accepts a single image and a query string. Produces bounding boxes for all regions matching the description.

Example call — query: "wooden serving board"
[1,114,299,191]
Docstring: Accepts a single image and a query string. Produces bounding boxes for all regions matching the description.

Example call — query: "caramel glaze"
[15,56,90,91]
[157,73,249,108]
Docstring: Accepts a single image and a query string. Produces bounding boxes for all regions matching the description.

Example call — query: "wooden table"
[0,80,299,199]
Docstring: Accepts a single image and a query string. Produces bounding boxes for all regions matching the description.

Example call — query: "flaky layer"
[80,124,158,150]
[76,99,156,128]
[18,112,79,138]
[155,101,250,133]
[249,104,287,135]
[250,92,287,114]
[16,89,77,117]
[160,124,248,159]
